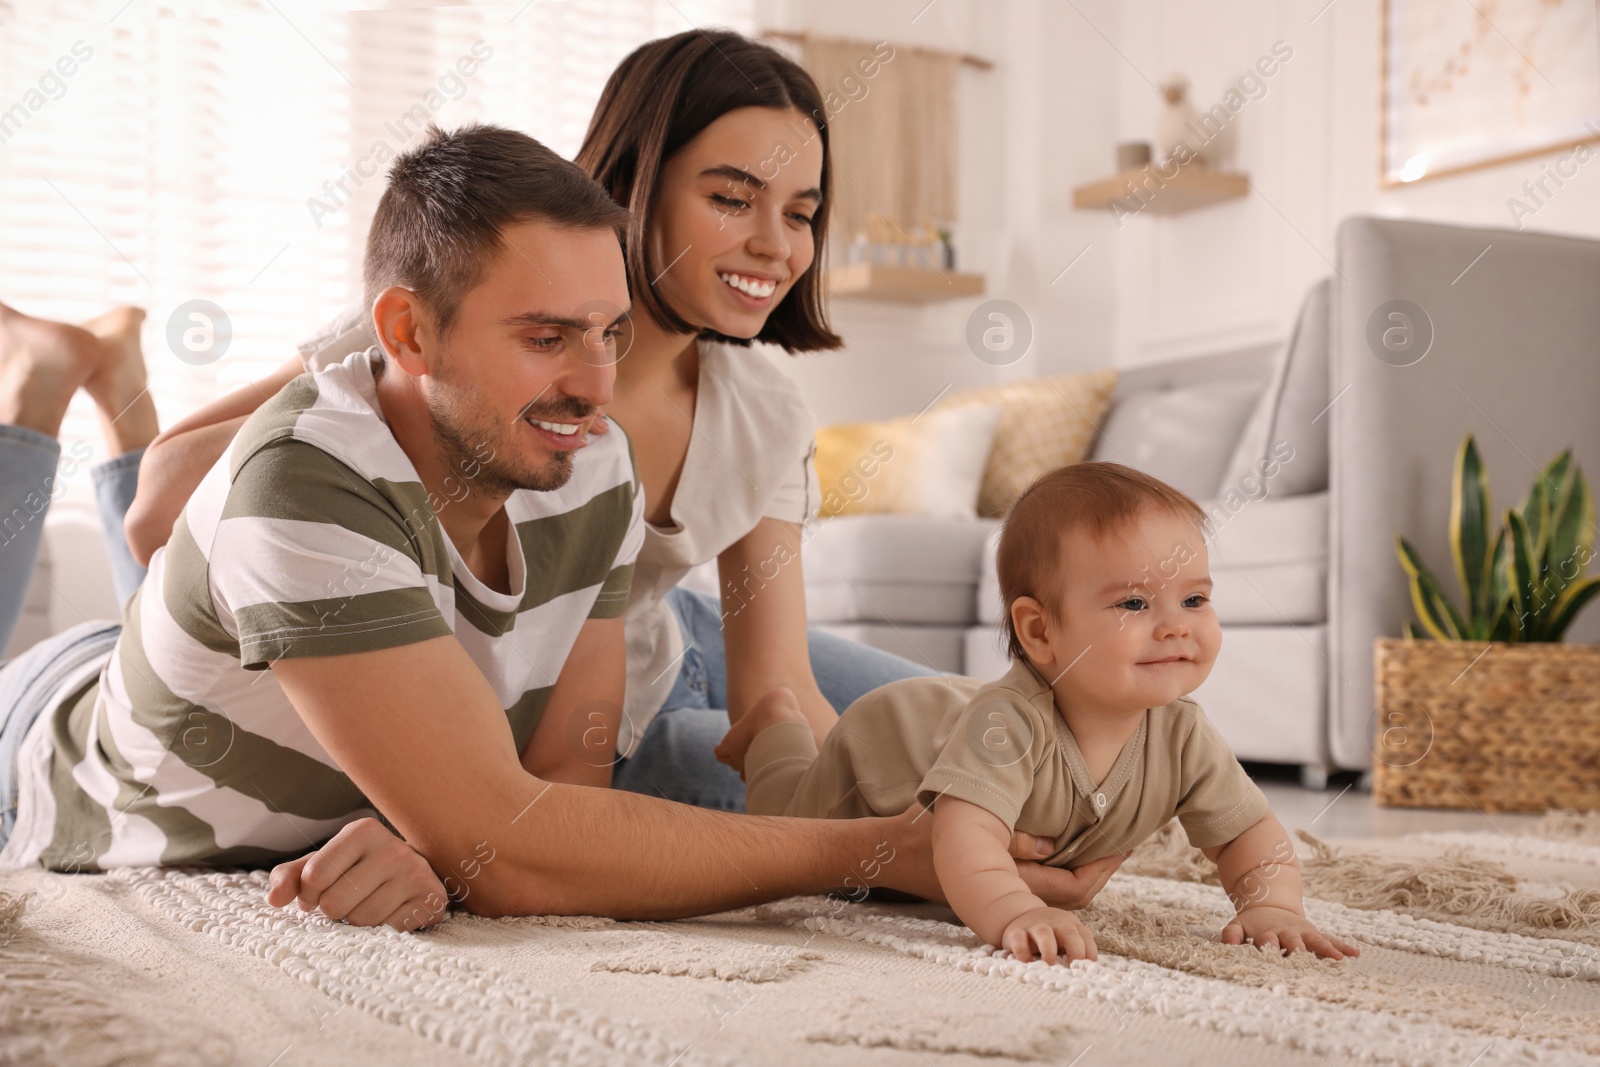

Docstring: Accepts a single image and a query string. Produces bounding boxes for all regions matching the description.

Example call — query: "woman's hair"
[364,123,628,337]
[996,462,1208,661]
[574,29,842,353]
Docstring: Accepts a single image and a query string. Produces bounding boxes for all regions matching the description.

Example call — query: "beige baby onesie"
[743,659,1270,867]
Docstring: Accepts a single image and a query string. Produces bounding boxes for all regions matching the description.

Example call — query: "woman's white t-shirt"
[296,306,820,756]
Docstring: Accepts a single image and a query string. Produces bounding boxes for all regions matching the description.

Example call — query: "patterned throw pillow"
[812,405,1002,519]
[931,368,1120,517]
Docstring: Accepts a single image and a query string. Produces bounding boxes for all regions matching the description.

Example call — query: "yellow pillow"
[813,405,1002,519]
[932,368,1119,517]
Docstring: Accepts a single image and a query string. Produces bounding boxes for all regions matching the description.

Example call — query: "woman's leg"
[91,448,148,608]
[666,587,941,713]
[611,704,749,811]
[612,587,942,813]
[804,625,941,712]
[610,587,747,810]
[0,302,154,651]
[0,425,64,656]
[0,303,102,653]
[81,306,154,607]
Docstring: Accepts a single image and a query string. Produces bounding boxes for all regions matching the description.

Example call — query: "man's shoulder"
[219,418,438,563]
[230,350,417,488]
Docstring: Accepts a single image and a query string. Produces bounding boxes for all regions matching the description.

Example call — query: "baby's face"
[1037,509,1220,715]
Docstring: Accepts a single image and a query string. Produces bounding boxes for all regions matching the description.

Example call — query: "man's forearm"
[459,780,904,919]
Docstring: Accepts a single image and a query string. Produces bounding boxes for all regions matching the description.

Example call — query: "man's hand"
[874,807,1126,910]
[1001,906,1098,965]
[1012,847,1130,911]
[1221,905,1360,960]
[267,818,449,932]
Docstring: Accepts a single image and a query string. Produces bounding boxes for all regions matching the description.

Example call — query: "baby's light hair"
[996,462,1207,661]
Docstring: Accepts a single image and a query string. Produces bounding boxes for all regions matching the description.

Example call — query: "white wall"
[1331,0,1600,236]
[765,0,1599,418]
[1108,0,1600,367]
[756,0,1122,424]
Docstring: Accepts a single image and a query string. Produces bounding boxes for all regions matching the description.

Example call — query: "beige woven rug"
[4,814,1599,1067]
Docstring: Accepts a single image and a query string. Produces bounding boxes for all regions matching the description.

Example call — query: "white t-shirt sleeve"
[763,426,820,524]
[297,301,374,373]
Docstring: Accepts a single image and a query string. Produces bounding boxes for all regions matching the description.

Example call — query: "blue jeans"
[0,425,146,654]
[0,425,146,849]
[611,587,939,811]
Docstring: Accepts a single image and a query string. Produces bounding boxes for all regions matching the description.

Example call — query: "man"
[2,124,1119,925]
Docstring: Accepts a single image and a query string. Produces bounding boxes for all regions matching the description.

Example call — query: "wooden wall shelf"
[1072,167,1249,215]
[826,262,986,304]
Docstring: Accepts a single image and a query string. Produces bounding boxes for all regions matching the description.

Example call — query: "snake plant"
[1396,434,1600,642]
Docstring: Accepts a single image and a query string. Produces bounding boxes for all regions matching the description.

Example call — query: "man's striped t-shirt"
[4,347,643,871]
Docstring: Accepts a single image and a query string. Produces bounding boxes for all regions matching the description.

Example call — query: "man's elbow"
[458,861,571,919]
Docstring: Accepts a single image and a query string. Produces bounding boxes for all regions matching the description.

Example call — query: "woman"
[122,29,936,811]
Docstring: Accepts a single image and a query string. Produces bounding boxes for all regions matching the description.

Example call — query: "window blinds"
[0,0,754,507]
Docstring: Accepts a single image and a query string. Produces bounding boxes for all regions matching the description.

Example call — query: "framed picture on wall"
[1381,0,1600,186]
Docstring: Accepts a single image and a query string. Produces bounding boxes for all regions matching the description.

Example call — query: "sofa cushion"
[975,526,1006,627]
[1219,276,1331,498]
[1087,379,1263,499]
[1187,624,1326,764]
[814,622,966,674]
[813,403,1001,519]
[962,625,1012,682]
[803,514,1000,626]
[932,368,1119,517]
[976,492,1328,627]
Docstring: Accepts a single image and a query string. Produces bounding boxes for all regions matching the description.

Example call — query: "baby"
[716,461,1359,966]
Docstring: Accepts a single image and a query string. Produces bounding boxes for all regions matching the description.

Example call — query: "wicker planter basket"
[1372,637,1600,811]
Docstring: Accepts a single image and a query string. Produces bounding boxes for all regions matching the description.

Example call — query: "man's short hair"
[363,122,630,337]
[996,462,1207,661]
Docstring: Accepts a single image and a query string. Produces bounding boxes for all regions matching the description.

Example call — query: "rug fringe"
[1121,820,1600,946]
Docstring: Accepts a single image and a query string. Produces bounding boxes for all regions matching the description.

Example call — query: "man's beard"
[425,373,592,498]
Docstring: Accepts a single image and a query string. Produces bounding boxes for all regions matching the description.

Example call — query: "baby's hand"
[1000,907,1098,965]
[1222,905,1360,960]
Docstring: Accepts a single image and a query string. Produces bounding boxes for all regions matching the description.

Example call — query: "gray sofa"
[797,216,1600,788]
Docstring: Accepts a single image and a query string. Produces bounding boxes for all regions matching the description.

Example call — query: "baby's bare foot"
[0,300,102,439]
[715,687,806,777]
[81,305,157,454]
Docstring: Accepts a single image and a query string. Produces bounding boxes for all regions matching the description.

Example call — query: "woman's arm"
[124,354,304,564]
[716,516,837,740]
[519,615,627,787]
